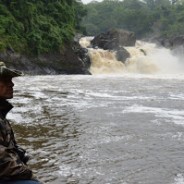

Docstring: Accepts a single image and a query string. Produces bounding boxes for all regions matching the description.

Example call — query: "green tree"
[0,0,87,54]
[82,0,184,38]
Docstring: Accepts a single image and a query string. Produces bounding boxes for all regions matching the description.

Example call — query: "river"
[7,39,184,184]
[8,73,184,184]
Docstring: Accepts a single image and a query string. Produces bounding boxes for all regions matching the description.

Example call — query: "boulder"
[152,35,184,58]
[154,35,184,49]
[91,28,136,50]
[116,48,130,63]
[90,29,135,63]
[171,35,184,48]
[169,36,184,57]
[156,37,173,48]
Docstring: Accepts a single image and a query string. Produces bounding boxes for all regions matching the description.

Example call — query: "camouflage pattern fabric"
[0,100,33,180]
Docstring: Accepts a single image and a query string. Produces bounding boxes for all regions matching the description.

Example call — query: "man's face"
[0,77,14,99]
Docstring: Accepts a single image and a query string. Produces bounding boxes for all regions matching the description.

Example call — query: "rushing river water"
[7,74,184,184]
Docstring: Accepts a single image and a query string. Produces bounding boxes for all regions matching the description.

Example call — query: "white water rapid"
[79,37,184,75]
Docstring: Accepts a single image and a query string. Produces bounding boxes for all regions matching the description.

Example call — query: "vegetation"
[0,0,86,54]
[1,0,184,55]
[82,0,184,38]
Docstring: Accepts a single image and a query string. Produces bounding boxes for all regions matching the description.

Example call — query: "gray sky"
[81,0,103,4]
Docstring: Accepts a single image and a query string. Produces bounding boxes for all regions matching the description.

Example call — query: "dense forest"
[82,0,184,39]
[1,0,184,56]
[0,0,86,55]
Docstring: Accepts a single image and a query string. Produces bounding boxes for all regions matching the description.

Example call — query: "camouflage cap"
[0,62,23,78]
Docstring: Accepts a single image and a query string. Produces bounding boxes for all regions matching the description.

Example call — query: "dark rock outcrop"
[116,48,130,63]
[91,28,136,50]
[152,35,184,58]
[0,39,91,75]
[170,35,184,48]
[156,37,172,48]
[155,35,184,49]
[91,29,135,62]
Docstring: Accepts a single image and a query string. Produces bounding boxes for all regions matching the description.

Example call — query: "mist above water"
[125,41,184,74]
[80,37,184,75]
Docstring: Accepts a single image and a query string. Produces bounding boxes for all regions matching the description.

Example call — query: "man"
[0,62,41,184]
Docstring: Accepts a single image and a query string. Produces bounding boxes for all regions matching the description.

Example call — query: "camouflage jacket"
[0,100,33,180]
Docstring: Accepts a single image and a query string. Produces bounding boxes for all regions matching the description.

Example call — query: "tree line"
[1,0,184,55]
[0,0,86,55]
[81,0,184,39]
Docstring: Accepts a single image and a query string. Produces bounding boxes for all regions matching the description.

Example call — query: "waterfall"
[79,37,184,75]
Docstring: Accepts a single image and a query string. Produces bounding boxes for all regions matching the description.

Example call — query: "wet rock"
[72,35,91,74]
[0,37,91,75]
[154,37,173,48]
[154,35,184,49]
[140,49,146,56]
[116,48,130,63]
[91,28,136,50]
[171,35,184,48]
[91,29,135,63]
[148,35,184,59]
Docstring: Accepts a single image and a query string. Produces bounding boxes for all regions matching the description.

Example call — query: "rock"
[154,35,184,49]
[72,36,91,73]
[116,48,130,63]
[152,35,184,58]
[91,28,134,63]
[169,36,184,57]
[140,49,146,56]
[171,35,184,48]
[0,39,91,75]
[91,28,136,50]
[157,37,172,48]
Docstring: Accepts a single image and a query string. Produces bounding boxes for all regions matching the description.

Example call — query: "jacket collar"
[0,99,13,119]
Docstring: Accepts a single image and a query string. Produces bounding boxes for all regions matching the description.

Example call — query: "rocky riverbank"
[0,38,91,75]
[2,28,183,75]
[0,29,135,75]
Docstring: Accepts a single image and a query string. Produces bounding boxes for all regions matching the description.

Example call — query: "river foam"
[123,104,184,126]
[80,37,184,75]
[174,174,184,184]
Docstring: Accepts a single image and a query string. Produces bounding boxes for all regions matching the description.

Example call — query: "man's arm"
[0,145,33,180]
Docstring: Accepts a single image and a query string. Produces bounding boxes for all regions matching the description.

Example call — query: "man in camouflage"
[0,62,41,184]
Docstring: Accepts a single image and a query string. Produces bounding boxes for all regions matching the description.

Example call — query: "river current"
[7,74,184,184]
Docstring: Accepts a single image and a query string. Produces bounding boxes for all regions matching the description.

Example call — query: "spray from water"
[79,37,93,48]
[88,49,125,74]
[79,37,184,75]
[125,41,184,74]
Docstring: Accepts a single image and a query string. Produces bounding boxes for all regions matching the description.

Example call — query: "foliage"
[82,0,184,38]
[0,0,86,54]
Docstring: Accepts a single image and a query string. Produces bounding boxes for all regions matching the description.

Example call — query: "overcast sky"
[81,0,103,4]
